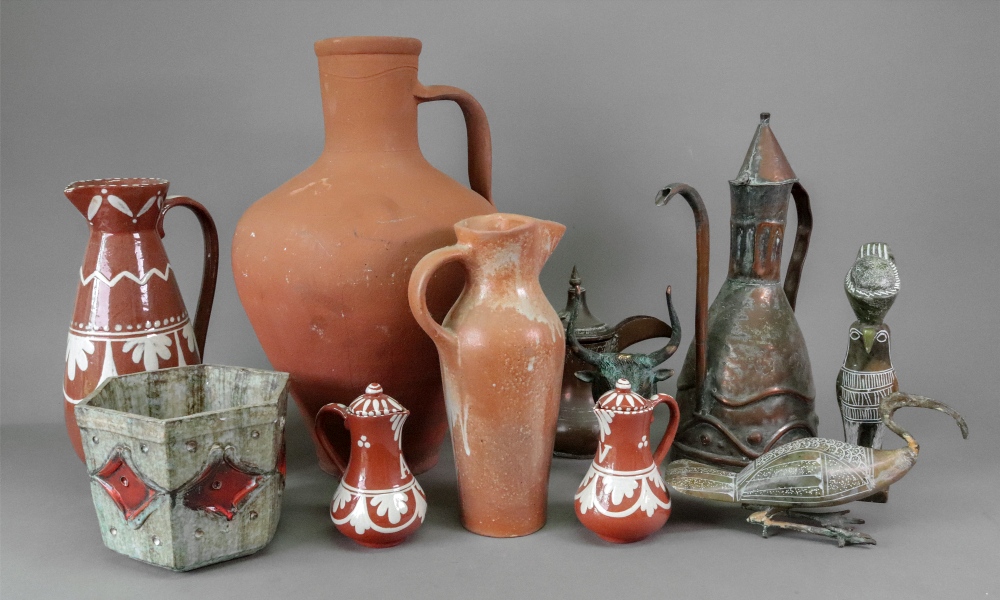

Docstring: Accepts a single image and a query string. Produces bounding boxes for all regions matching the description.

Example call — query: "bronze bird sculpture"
[664,392,968,546]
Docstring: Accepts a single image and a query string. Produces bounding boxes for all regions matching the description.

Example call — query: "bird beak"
[863,326,877,353]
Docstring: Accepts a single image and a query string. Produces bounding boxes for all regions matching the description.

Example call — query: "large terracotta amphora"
[64,178,219,460]
[657,113,817,471]
[232,37,495,476]
[409,213,565,537]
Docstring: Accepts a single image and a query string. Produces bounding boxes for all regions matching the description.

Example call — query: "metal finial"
[569,265,581,287]
[760,112,771,124]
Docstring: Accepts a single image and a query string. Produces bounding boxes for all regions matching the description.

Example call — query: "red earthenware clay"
[575,379,680,543]
[232,36,495,477]
[315,384,426,548]
[409,213,566,537]
[63,178,218,460]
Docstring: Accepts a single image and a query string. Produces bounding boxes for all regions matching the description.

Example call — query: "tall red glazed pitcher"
[232,37,495,475]
[63,178,218,460]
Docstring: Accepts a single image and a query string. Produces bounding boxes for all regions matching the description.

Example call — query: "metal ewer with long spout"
[656,113,817,471]
[567,286,683,401]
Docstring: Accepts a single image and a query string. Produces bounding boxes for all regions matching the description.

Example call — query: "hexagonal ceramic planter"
[75,365,289,571]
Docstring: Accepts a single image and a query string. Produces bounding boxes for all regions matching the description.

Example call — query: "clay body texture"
[409,214,566,537]
[231,37,495,476]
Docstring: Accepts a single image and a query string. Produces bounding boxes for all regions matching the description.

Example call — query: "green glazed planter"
[75,365,289,571]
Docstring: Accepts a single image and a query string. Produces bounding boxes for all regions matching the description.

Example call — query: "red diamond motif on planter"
[94,448,161,523]
[182,448,264,521]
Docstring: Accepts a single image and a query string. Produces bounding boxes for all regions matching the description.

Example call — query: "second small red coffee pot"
[315,384,427,547]
[574,379,680,543]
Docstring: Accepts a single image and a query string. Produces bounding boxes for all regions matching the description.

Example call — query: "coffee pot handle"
[650,393,681,466]
[156,196,219,356]
[314,403,351,475]
[414,84,493,205]
[783,182,812,311]
[408,245,469,348]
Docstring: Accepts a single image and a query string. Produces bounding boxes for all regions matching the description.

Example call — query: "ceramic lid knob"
[348,383,407,417]
[596,379,653,412]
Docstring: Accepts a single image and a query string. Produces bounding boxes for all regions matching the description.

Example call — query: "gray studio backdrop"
[2,0,998,598]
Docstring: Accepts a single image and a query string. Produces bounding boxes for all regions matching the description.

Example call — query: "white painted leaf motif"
[595,410,614,441]
[606,474,639,506]
[389,413,407,443]
[574,465,601,514]
[331,484,353,513]
[413,485,427,522]
[638,479,661,517]
[180,322,197,353]
[136,196,158,217]
[347,498,375,534]
[106,194,133,216]
[87,195,102,220]
[65,334,96,380]
[122,334,172,371]
[370,491,409,525]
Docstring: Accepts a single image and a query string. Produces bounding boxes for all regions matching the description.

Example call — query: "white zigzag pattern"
[80,264,172,287]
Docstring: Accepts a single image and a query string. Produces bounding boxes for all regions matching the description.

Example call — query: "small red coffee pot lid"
[347,383,407,417]
[596,379,654,412]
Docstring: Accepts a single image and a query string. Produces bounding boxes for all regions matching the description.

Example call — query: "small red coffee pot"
[574,379,680,543]
[315,384,426,547]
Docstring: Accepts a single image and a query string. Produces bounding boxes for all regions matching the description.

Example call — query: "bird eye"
[850,329,862,340]
[876,331,889,342]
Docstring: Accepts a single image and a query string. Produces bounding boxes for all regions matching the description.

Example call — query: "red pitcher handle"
[783,181,812,311]
[314,403,351,475]
[156,196,219,356]
[414,84,493,204]
[650,393,681,467]
[408,245,468,348]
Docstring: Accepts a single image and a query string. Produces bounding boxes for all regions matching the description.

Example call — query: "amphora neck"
[65,178,168,234]
[315,37,423,154]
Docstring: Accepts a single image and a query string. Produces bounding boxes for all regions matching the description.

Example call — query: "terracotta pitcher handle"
[156,196,219,356]
[650,393,681,467]
[408,245,469,348]
[314,403,351,475]
[414,84,493,205]
[782,182,812,311]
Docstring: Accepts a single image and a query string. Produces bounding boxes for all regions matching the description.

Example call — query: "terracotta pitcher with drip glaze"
[64,178,218,461]
[232,37,496,477]
[314,384,427,548]
[408,213,565,537]
[656,113,816,471]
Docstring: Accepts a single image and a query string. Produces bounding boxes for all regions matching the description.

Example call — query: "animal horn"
[646,286,682,366]
[881,392,969,457]
[566,285,605,367]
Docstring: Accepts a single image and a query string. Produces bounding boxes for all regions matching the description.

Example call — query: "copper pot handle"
[612,316,673,351]
[782,181,812,311]
[155,196,219,356]
[314,403,351,475]
[650,393,681,467]
[414,84,493,205]
[408,245,469,348]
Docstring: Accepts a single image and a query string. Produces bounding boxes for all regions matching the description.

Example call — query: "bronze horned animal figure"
[566,285,682,400]
[664,392,968,546]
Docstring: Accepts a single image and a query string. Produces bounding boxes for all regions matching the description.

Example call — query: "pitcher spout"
[65,178,169,229]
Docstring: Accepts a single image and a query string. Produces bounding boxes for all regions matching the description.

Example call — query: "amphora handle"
[155,196,219,356]
[408,245,470,348]
[414,84,493,204]
[782,182,812,311]
[314,403,351,475]
[650,394,681,466]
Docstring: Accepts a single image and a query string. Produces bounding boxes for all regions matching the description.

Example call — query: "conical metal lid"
[731,113,797,185]
[557,266,614,342]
